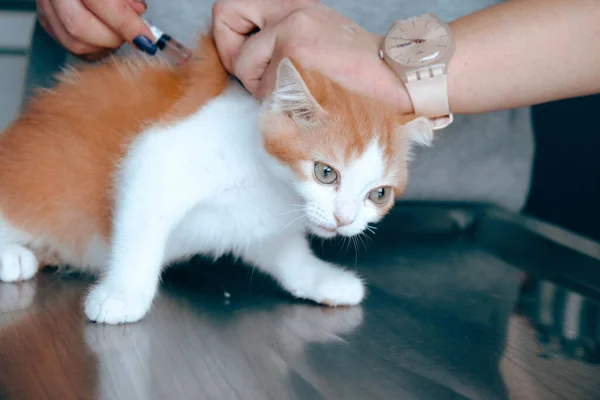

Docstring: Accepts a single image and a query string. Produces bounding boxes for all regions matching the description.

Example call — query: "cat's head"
[259,58,434,238]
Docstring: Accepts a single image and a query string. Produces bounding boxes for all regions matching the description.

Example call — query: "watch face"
[384,18,452,68]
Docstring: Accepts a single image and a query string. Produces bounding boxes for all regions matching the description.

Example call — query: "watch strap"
[405,67,453,130]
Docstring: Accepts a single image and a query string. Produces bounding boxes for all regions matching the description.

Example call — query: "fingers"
[212,0,317,74]
[52,0,123,50]
[231,28,277,96]
[81,0,154,50]
[38,0,103,54]
[230,8,319,98]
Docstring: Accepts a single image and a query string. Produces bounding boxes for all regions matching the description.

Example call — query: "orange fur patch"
[0,35,227,256]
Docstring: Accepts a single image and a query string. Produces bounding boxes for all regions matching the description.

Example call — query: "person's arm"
[213,0,600,115]
[448,0,600,114]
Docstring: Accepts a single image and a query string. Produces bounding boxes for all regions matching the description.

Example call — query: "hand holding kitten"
[212,0,414,113]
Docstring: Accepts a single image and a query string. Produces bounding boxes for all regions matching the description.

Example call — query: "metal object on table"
[0,202,599,399]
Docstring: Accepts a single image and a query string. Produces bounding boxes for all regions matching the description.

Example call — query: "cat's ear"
[266,58,324,124]
[398,116,435,147]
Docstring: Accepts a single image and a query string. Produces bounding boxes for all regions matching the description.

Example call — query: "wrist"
[372,35,414,114]
[373,35,414,114]
[395,80,414,114]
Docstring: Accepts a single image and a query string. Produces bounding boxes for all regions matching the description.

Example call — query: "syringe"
[143,20,193,65]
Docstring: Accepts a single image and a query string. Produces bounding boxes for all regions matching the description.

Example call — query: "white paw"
[0,245,38,282]
[287,266,365,307]
[84,283,154,324]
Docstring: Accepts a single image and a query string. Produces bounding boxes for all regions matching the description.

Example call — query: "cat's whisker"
[365,225,377,235]
[354,235,364,253]
[276,208,305,217]
[276,214,307,237]
[276,204,306,217]
[358,233,369,250]
[352,236,359,269]
[343,235,353,255]
[249,264,257,293]
[338,236,348,255]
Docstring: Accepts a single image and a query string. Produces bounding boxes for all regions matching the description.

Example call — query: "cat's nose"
[334,200,357,227]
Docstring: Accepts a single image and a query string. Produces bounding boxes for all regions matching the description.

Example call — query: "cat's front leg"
[84,145,199,324]
[244,234,366,306]
[84,203,175,324]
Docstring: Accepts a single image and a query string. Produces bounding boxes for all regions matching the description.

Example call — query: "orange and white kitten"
[0,36,433,324]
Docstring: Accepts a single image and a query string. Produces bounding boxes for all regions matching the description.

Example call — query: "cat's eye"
[314,162,338,185]
[368,187,392,205]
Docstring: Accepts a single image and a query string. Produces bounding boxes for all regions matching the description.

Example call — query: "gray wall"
[0,10,35,130]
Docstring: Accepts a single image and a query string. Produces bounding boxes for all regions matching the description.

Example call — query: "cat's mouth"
[318,225,336,233]
[310,224,338,238]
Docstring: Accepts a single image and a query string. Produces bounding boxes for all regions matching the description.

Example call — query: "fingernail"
[133,35,157,55]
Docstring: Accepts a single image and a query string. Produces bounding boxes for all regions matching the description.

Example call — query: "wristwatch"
[380,14,455,130]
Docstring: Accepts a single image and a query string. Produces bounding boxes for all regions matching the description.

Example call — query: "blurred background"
[0,5,34,131]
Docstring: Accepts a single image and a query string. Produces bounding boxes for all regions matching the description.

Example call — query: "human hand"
[36,0,157,60]
[212,0,413,112]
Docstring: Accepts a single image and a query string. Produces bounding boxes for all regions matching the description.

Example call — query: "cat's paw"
[288,265,366,307]
[84,283,154,324]
[0,245,38,282]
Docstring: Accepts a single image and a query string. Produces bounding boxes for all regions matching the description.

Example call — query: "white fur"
[403,116,434,148]
[0,63,432,324]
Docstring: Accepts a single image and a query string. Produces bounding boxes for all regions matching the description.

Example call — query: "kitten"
[0,35,433,324]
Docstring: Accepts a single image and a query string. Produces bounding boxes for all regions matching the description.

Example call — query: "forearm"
[447,0,600,114]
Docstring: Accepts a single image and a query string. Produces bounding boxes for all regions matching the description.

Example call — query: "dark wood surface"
[1,226,599,400]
